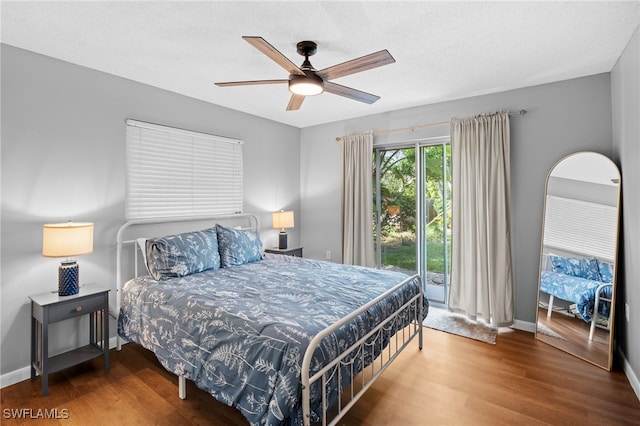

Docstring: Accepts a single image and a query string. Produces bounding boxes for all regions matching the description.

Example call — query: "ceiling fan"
[215,36,395,111]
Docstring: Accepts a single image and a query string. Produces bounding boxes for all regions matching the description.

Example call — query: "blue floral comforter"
[118,254,426,425]
[540,270,611,322]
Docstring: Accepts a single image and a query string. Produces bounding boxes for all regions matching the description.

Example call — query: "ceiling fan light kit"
[215,36,395,111]
[289,72,324,96]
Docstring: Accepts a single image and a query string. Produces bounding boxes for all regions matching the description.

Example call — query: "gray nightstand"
[30,284,110,396]
[265,247,303,257]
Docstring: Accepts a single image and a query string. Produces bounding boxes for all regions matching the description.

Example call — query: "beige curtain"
[448,111,514,326]
[341,132,374,267]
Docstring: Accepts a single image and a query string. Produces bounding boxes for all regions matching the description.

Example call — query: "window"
[543,195,618,261]
[125,119,243,219]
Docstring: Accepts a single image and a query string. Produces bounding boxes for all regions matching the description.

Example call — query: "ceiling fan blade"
[317,50,395,80]
[286,94,305,111]
[243,36,305,76]
[324,82,380,104]
[215,79,288,87]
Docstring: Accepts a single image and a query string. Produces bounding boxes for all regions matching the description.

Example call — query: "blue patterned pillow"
[549,255,600,281]
[597,260,614,283]
[146,227,220,280]
[216,224,263,267]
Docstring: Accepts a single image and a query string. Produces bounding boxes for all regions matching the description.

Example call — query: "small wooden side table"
[30,284,110,396]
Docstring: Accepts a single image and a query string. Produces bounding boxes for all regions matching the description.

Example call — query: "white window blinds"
[125,119,243,220]
[543,195,618,262]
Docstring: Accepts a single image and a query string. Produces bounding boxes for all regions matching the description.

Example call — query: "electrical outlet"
[625,303,630,322]
[326,250,331,260]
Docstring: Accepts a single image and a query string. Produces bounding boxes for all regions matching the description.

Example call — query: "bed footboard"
[301,274,423,426]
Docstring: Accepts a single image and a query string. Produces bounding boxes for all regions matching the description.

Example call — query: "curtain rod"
[335,109,527,142]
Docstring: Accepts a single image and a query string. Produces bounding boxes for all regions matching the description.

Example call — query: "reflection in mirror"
[535,152,620,371]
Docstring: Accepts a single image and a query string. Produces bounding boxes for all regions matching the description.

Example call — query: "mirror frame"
[535,151,621,371]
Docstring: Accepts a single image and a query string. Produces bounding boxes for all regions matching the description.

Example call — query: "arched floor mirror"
[535,152,621,371]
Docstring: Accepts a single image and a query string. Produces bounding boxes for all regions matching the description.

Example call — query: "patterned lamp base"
[278,231,288,250]
[58,260,79,296]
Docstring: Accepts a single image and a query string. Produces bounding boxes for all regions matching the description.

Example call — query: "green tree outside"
[373,145,451,274]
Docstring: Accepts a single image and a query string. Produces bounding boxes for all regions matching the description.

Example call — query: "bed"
[539,253,613,341]
[116,214,426,426]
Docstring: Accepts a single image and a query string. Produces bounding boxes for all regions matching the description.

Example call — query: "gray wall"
[0,45,301,377]
[612,24,640,390]
[300,73,613,328]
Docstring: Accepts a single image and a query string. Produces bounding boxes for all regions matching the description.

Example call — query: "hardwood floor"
[536,306,610,368]
[2,327,639,425]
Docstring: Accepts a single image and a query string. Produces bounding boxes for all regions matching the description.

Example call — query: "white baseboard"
[511,319,536,333]
[1,336,123,389]
[0,365,32,389]
[620,349,640,402]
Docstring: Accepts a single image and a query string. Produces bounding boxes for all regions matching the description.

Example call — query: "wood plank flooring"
[536,306,610,368]
[2,327,639,425]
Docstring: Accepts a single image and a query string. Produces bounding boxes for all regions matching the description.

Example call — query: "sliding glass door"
[374,141,451,304]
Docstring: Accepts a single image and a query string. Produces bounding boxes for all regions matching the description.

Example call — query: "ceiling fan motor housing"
[296,41,318,57]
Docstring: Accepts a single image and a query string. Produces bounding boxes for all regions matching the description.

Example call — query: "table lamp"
[272,210,294,249]
[42,222,94,296]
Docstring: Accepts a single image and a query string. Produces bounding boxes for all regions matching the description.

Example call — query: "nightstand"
[30,284,110,396]
[265,247,303,257]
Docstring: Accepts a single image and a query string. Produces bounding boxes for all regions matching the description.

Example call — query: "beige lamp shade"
[272,210,294,230]
[42,222,94,257]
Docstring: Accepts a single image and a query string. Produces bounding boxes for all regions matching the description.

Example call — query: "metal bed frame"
[116,213,423,426]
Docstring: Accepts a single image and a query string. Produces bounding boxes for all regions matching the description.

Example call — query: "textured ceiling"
[2,1,639,128]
